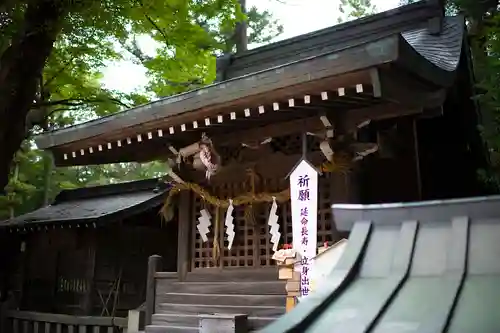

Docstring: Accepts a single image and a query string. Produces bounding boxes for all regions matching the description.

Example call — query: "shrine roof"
[35,0,464,167]
[262,194,500,333]
[0,178,167,229]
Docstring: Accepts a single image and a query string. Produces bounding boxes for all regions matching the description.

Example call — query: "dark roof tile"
[0,178,168,227]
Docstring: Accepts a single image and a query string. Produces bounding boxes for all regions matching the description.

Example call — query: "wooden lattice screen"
[191,173,337,270]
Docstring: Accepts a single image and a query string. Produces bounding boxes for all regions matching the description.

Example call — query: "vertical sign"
[289,159,318,297]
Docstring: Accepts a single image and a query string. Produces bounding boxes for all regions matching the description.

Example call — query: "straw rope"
[160,154,352,260]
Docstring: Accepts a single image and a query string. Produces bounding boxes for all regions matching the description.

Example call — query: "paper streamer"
[197,209,211,242]
[268,196,281,252]
[225,199,235,250]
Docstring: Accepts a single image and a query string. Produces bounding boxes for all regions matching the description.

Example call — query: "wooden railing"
[4,310,128,333]
[144,255,179,326]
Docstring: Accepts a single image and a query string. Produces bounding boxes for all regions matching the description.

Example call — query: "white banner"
[289,159,318,297]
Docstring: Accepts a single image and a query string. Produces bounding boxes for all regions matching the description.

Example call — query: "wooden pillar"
[82,233,96,315]
[127,309,145,333]
[145,255,162,326]
[412,118,423,200]
[17,238,27,309]
[327,166,360,242]
[177,192,191,281]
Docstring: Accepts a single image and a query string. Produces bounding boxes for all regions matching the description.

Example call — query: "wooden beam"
[344,103,423,130]
[52,139,180,167]
[373,67,447,107]
[53,101,425,167]
[214,103,423,146]
[369,68,382,98]
[215,117,323,146]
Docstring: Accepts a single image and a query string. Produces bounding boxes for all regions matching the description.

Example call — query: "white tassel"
[197,209,211,242]
[268,196,281,252]
[225,199,235,250]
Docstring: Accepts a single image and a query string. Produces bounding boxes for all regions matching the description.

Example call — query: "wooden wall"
[0,232,22,303]
[416,80,487,199]
[358,116,421,204]
[357,92,487,205]
[6,205,177,317]
[91,212,177,316]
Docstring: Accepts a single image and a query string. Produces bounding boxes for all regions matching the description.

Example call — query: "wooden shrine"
[0,0,491,332]
[0,179,176,332]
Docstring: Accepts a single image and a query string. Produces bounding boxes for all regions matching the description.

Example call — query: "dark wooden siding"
[9,206,177,317]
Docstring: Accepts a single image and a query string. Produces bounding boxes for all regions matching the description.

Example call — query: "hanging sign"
[289,159,319,298]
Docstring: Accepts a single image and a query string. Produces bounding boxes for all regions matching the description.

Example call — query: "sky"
[101,0,401,94]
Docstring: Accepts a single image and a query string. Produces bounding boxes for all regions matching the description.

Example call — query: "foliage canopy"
[3,0,500,220]
[0,0,282,219]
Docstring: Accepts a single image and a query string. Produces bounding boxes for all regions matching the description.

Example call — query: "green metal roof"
[261,195,500,333]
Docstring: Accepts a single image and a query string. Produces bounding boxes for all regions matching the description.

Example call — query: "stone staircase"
[145,279,286,332]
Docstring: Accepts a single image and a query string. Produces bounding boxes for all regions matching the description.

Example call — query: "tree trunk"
[41,152,54,206]
[0,0,67,191]
[235,0,247,53]
[8,163,19,219]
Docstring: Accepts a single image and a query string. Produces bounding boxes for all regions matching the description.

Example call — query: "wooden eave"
[37,35,400,151]
[35,30,457,167]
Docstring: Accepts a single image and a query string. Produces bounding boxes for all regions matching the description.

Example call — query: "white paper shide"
[197,209,212,242]
[268,196,281,252]
[225,199,235,250]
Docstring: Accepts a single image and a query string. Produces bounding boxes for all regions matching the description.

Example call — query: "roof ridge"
[230,0,442,62]
[53,177,163,204]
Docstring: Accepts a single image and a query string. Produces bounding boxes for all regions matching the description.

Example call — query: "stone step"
[152,313,199,327]
[185,268,278,282]
[156,292,286,307]
[146,325,198,333]
[152,313,279,330]
[159,281,286,295]
[156,303,285,317]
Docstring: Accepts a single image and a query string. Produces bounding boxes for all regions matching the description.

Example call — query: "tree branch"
[44,57,74,87]
[32,97,131,109]
[122,38,153,63]
[135,0,172,45]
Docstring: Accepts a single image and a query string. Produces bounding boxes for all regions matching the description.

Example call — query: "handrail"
[6,310,128,331]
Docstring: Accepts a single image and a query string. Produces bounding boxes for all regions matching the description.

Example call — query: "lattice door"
[192,180,261,269]
[191,173,338,270]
